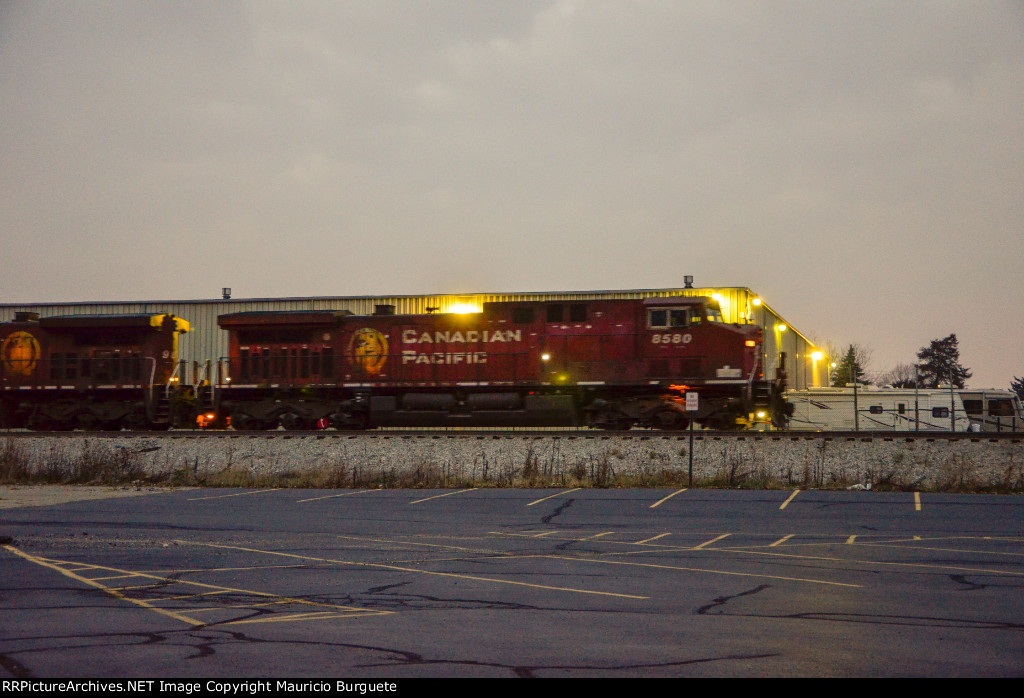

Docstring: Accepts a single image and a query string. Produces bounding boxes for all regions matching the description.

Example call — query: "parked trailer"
[959,389,1024,432]
[784,386,970,432]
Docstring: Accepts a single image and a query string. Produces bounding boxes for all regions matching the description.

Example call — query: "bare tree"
[875,362,917,388]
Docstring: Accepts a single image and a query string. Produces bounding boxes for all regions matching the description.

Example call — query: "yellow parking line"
[769,534,795,548]
[409,488,478,504]
[779,489,800,510]
[2,544,390,628]
[539,554,861,588]
[296,489,382,503]
[650,489,687,509]
[581,532,614,541]
[185,541,648,599]
[635,533,672,545]
[188,489,281,501]
[527,488,582,506]
[914,492,921,511]
[846,536,857,544]
[694,534,731,549]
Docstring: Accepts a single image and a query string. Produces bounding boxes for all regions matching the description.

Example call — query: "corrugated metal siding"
[1,287,823,388]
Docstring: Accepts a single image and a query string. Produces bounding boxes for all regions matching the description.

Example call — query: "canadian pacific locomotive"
[1,295,787,431]
[0,312,190,430]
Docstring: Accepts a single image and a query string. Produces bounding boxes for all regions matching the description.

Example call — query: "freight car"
[0,312,191,430]
[213,296,786,430]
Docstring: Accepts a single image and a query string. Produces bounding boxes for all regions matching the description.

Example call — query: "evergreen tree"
[1011,376,1024,402]
[916,334,971,388]
[834,344,869,387]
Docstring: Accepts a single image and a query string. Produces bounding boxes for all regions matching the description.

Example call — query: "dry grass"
[2,437,1021,492]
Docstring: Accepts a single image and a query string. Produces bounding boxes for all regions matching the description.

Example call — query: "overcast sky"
[2,1,1022,389]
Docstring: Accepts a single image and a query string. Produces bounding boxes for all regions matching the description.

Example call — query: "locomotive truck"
[214,295,785,430]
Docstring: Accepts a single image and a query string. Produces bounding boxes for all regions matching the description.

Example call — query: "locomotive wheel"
[122,412,148,431]
[230,412,253,431]
[75,412,101,430]
[279,412,304,430]
[651,409,688,430]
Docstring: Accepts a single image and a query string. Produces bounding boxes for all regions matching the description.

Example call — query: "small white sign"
[685,392,699,412]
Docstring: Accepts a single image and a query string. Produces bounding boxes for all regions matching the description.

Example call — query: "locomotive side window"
[512,308,534,324]
[546,305,563,323]
[569,304,587,322]
[648,308,689,329]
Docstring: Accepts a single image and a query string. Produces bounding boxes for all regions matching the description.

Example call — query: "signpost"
[685,392,698,486]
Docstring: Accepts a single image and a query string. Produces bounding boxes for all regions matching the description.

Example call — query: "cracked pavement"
[1,487,1022,677]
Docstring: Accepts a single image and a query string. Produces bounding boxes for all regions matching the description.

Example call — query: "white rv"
[784,386,970,432]
[959,390,1024,432]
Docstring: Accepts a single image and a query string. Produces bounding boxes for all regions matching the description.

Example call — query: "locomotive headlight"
[541,353,551,362]
[756,411,767,419]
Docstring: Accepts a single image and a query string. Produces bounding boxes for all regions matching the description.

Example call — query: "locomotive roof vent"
[374,304,396,316]
[684,275,694,289]
[14,311,40,322]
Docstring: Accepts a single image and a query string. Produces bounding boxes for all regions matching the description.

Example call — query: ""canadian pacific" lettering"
[401,329,522,344]
[400,328,522,365]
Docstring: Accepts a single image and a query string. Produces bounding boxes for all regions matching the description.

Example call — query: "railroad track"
[3,429,1022,441]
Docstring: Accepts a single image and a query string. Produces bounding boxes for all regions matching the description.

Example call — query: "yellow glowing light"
[751,298,762,306]
[756,411,767,419]
[541,353,551,362]
[448,303,482,314]
[811,351,823,361]
[777,324,787,333]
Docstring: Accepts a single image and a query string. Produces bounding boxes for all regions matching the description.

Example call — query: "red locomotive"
[215,296,783,430]
[0,312,190,430]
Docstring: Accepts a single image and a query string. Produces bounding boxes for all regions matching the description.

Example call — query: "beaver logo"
[347,328,388,377]
[2,332,41,376]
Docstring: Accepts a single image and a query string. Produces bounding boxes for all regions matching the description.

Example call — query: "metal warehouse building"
[0,286,826,389]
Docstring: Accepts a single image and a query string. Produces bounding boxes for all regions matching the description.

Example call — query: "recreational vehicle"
[785,386,970,432]
[959,390,1024,432]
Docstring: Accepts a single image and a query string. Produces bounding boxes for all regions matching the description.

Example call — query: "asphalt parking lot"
[1,487,1022,677]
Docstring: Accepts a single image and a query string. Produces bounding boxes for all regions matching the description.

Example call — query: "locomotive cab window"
[648,308,690,329]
